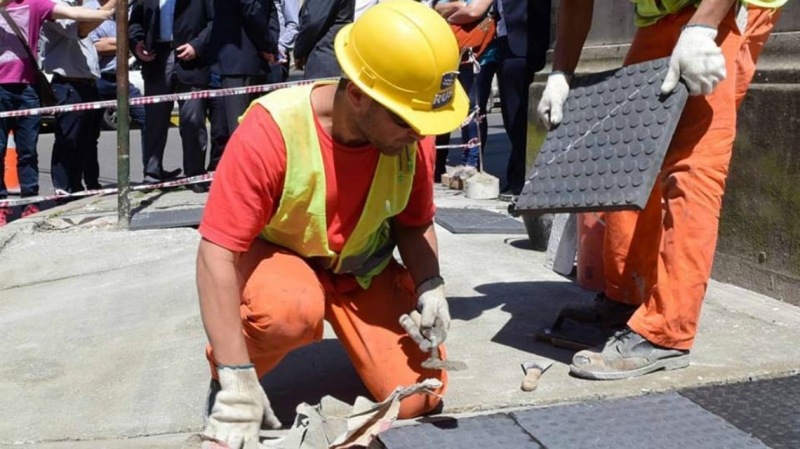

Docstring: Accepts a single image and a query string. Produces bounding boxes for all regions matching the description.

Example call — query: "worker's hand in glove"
[399,276,450,352]
[203,364,282,449]
[661,25,726,96]
[536,71,571,129]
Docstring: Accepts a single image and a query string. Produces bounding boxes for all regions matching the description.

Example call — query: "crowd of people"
[0,0,788,447]
[0,0,303,226]
[0,0,549,228]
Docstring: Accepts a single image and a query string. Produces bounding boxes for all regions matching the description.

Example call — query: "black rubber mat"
[434,207,527,234]
[379,413,542,449]
[515,58,689,214]
[130,207,204,230]
[681,375,800,449]
[510,393,768,449]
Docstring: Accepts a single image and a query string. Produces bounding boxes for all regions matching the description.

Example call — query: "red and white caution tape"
[0,78,336,119]
[0,173,214,208]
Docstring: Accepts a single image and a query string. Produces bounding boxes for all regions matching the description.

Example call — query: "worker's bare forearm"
[552,0,594,74]
[196,238,251,367]
[688,0,737,28]
[394,221,440,288]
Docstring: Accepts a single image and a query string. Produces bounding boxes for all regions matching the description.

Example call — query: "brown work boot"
[570,328,690,380]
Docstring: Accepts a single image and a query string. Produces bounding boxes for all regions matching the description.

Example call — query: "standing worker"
[537,0,784,380]
[196,1,468,447]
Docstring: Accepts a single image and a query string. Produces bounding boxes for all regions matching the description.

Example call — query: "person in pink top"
[0,0,111,226]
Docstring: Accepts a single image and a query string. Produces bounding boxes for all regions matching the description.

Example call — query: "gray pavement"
[1,182,799,448]
[2,112,799,447]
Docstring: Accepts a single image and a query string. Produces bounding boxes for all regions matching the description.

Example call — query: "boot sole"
[569,353,690,380]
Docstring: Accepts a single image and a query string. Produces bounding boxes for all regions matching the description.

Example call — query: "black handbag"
[0,8,58,107]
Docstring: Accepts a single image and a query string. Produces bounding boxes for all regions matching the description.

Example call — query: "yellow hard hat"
[334,0,468,136]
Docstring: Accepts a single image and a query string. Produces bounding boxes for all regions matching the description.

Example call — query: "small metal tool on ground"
[520,360,553,392]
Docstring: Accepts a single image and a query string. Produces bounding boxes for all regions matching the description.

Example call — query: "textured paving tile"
[379,413,542,449]
[681,375,800,449]
[130,207,203,230]
[510,393,768,449]
[435,207,526,234]
[516,58,688,213]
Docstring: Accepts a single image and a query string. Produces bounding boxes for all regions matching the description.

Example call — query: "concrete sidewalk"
[1,186,799,448]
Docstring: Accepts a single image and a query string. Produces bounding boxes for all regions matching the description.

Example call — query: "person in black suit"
[294,0,354,80]
[129,0,214,190]
[208,0,279,135]
[496,0,550,195]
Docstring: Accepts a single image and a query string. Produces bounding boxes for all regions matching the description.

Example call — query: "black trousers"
[219,75,269,135]
[143,48,208,178]
[497,36,537,195]
[51,77,102,193]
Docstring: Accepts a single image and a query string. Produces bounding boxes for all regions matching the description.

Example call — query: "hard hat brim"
[335,23,470,136]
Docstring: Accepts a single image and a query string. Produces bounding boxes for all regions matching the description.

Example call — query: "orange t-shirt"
[199,106,436,254]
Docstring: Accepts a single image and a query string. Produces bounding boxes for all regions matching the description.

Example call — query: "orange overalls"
[206,239,447,419]
[604,4,781,350]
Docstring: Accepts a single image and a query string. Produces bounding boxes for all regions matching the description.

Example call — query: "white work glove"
[203,365,282,449]
[661,25,726,96]
[536,72,571,129]
[399,276,451,352]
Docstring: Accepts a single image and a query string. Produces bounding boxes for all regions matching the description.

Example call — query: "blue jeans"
[458,61,480,168]
[0,83,41,198]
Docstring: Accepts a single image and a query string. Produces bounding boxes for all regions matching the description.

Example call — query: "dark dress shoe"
[187,183,210,194]
[144,168,182,183]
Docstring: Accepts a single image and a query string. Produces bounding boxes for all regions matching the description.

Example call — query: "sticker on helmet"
[440,71,458,89]
[432,89,454,109]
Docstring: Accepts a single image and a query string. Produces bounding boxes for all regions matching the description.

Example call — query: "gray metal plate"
[681,375,800,449]
[516,58,689,214]
[434,208,526,234]
[130,207,204,230]
[379,413,542,449]
[510,393,769,449]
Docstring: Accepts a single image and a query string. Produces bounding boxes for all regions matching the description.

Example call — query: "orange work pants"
[206,239,446,419]
[603,5,780,350]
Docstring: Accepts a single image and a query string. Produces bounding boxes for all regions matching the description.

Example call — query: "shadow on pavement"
[450,280,597,365]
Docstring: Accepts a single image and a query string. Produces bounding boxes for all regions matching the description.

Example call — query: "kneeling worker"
[195,1,468,447]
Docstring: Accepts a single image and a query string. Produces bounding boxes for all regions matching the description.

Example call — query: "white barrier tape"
[0,173,214,208]
[0,78,335,119]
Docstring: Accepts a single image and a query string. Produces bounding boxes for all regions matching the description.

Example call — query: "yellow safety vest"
[632,0,787,27]
[248,82,417,289]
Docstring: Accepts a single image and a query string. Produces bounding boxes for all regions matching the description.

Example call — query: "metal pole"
[116,0,131,229]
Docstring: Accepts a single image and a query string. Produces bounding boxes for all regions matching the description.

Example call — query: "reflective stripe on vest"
[249,82,417,289]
